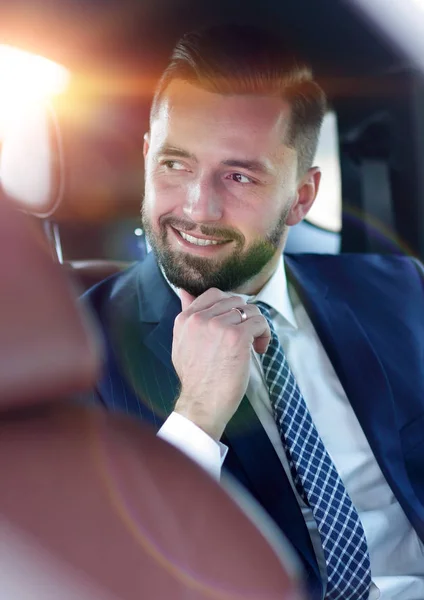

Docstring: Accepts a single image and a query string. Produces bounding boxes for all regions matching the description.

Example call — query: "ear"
[143,132,150,161]
[286,167,322,226]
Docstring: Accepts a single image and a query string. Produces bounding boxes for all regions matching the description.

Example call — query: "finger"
[253,334,270,355]
[251,334,271,354]
[181,287,231,314]
[200,296,249,319]
[179,289,196,311]
[213,311,271,352]
[244,315,271,354]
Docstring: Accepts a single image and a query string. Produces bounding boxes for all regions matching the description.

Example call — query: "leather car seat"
[64,259,132,293]
[0,194,305,600]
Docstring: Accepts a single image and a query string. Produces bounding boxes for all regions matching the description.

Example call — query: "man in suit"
[85,25,424,600]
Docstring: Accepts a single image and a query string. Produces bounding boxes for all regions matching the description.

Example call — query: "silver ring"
[231,307,248,323]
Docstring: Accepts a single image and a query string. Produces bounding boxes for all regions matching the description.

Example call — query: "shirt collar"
[242,256,298,330]
[160,255,298,330]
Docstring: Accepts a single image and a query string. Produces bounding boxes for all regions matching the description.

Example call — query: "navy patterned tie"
[255,302,372,600]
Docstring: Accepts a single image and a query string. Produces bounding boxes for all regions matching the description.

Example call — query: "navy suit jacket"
[84,252,424,599]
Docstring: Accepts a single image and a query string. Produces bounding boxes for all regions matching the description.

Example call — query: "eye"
[162,160,187,171]
[227,173,254,184]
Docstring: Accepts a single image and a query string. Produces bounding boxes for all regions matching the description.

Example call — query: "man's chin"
[166,274,214,298]
[154,236,278,296]
[163,266,215,296]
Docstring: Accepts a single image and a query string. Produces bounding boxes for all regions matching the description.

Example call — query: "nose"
[183,175,224,223]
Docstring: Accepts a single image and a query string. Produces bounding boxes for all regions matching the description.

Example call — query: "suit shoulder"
[286,252,422,278]
[81,262,141,316]
[285,253,424,300]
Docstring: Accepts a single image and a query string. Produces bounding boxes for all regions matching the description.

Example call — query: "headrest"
[0,404,304,599]
[0,193,101,409]
[0,94,145,223]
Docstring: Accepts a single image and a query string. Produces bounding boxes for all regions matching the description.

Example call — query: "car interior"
[0,0,423,596]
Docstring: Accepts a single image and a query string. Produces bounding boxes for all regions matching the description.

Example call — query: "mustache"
[160,215,244,244]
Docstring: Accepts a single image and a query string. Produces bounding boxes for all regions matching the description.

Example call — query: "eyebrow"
[221,159,271,176]
[157,145,196,160]
[157,145,271,176]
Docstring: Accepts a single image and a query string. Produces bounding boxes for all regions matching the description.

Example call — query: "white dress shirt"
[158,257,424,599]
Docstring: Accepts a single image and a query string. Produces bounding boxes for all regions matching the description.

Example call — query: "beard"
[141,202,290,297]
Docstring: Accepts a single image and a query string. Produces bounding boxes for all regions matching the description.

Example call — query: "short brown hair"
[151,24,327,175]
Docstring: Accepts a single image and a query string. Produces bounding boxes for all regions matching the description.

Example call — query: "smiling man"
[85,25,424,600]
[141,77,312,297]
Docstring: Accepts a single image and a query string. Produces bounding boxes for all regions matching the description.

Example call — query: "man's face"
[142,80,319,296]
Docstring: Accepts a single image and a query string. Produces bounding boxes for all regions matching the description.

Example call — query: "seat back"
[0,195,101,409]
[0,192,305,600]
[0,405,304,600]
[65,259,132,292]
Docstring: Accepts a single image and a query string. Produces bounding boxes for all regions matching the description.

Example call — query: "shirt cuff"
[157,412,228,481]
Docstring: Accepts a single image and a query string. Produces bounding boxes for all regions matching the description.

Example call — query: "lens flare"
[0,45,70,138]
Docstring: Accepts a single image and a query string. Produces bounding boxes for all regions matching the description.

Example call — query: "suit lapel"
[103,254,181,424]
[285,255,424,541]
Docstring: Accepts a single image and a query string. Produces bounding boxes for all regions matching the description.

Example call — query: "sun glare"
[0,45,70,137]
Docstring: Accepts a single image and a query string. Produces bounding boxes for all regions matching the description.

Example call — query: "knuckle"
[190,312,204,327]
[219,296,241,311]
[225,326,242,346]
[207,287,226,299]
[174,313,185,328]
[252,315,264,325]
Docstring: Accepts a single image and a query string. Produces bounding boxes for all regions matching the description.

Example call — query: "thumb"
[179,288,196,311]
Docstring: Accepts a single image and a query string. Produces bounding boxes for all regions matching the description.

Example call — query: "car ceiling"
[0,0,407,82]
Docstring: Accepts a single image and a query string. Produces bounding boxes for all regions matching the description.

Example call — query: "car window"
[306,110,342,234]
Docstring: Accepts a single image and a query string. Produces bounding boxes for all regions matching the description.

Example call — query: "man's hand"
[172,288,271,442]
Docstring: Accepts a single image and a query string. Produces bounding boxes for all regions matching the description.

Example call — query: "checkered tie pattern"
[255,302,372,600]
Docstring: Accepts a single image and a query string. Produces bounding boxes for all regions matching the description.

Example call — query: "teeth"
[179,231,224,246]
